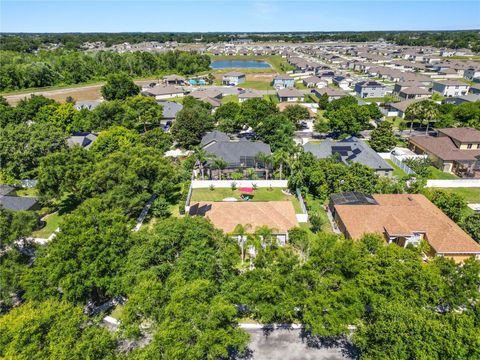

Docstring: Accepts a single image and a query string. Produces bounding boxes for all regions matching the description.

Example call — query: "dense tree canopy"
[369,121,397,152]
[171,104,214,148]
[101,73,140,101]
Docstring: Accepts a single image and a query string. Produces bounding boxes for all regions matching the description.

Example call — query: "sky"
[1,0,479,33]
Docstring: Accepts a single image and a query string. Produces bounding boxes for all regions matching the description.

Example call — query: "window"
[467,144,473,149]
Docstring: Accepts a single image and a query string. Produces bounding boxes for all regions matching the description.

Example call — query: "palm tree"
[256,152,272,180]
[272,149,289,180]
[212,157,228,180]
[255,225,278,249]
[232,224,251,265]
[405,100,439,135]
[193,146,210,179]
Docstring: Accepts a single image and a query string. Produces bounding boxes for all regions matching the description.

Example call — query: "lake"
[210,60,272,69]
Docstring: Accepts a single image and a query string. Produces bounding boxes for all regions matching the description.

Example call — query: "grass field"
[304,195,333,233]
[241,81,274,90]
[221,95,239,104]
[386,160,407,178]
[434,187,480,203]
[427,166,458,180]
[190,187,302,213]
[32,213,63,238]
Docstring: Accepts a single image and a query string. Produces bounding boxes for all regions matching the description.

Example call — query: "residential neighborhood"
[1,2,480,359]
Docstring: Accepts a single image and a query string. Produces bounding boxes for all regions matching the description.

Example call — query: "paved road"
[238,327,358,360]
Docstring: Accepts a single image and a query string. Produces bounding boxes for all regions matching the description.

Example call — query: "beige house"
[330,192,480,263]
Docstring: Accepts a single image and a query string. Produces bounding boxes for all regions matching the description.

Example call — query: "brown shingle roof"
[334,194,480,255]
[189,201,298,234]
[437,128,480,143]
[410,135,480,161]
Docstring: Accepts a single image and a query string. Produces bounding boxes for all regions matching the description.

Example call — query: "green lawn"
[32,213,63,238]
[386,160,407,178]
[191,187,302,213]
[427,166,458,180]
[14,187,38,197]
[295,82,308,90]
[241,81,274,90]
[434,188,480,203]
[304,195,333,233]
[263,94,279,104]
[221,95,239,104]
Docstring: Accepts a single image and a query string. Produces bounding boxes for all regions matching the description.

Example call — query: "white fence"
[390,154,416,175]
[191,180,288,189]
[426,180,480,188]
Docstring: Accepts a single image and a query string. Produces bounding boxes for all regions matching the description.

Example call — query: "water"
[188,79,206,85]
[210,60,272,69]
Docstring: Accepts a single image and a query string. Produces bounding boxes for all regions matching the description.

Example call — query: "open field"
[191,188,302,213]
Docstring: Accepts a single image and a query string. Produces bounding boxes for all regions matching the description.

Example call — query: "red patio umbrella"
[239,187,253,193]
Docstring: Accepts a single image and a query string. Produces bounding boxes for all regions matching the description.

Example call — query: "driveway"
[236,326,358,360]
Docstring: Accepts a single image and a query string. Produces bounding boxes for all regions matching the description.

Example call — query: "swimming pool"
[210,60,272,69]
[188,79,206,85]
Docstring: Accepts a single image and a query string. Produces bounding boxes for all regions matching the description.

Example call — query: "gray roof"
[304,137,393,171]
[74,100,102,111]
[67,132,98,149]
[201,131,271,166]
[156,100,183,119]
[0,196,37,211]
[0,185,15,196]
[201,131,230,146]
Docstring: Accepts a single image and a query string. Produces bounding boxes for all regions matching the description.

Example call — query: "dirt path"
[3,79,161,105]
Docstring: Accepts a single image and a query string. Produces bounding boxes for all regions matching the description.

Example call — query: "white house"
[277,88,304,102]
[432,80,469,97]
[222,71,246,86]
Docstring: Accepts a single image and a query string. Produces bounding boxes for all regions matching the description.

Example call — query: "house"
[302,76,326,88]
[74,100,102,111]
[354,80,386,98]
[277,88,304,102]
[409,128,480,177]
[156,100,183,127]
[332,76,352,90]
[303,137,393,176]
[329,192,480,263]
[0,184,38,211]
[272,75,295,88]
[222,71,246,85]
[432,80,469,97]
[385,98,423,118]
[67,132,98,149]
[200,131,272,179]
[464,67,480,82]
[397,87,431,100]
[190,88,223,101]
[470,84,480,94]
[188,201,298,244]
[442,94,480,105]
[238,89,262,103]
[163,75,186,86]
[142,85,184,100]
[311,87,348,102]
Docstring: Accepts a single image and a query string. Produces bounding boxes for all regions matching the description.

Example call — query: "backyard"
[31,212,63,238]
[435,187,480,203]
[386,159,407,178]
[190,187,303,213]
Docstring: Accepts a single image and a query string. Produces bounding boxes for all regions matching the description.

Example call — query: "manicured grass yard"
[386,160,407,178]
[221,95,239,104]
[241,81,274,90]
[191,187,302,213]
[32,213,63,238]
[427,166,458,180]
[435,187,480,203]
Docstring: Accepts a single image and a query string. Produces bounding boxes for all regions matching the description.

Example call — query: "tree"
[22,198,132,303]
[462,213,480,243]
[256,152,273,180]
[214,102,242,133]
[405,100,439,134]
[0,299,116,359]
[232,224,252,265]
[101,72,140,100]
[254,113,295,152]
[317,93,329,110]
[171,106,214,148]
[0,206,37,250]
[141,128,173,153]
[212,157,228,180]
[89,125,140,157]
[238,98,278,128]
[427,189,466,223]
[193,146,211,179]
[0,122,67,179]
[324,105,371,135]
[326,95,357,111]
[35,102,78,132]
[369,121,397,152]
[124,95,163,131]
[282,104,310,128]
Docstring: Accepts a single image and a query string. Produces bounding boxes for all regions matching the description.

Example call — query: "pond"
[210,60,272,69]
